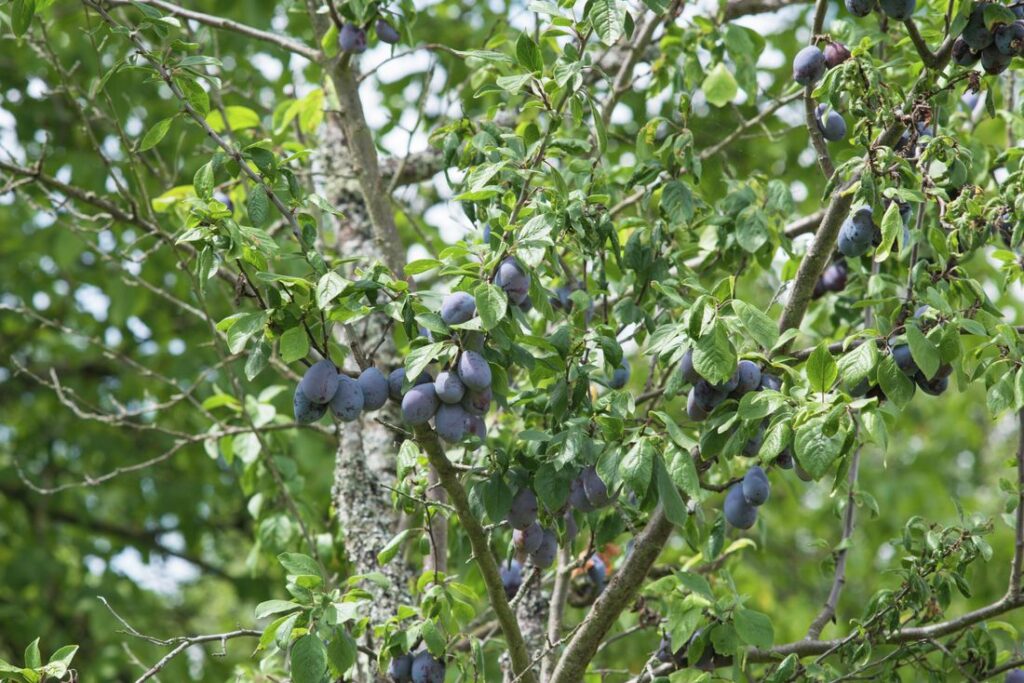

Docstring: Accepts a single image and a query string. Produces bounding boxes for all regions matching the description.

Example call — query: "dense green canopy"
[2,0,1024,681]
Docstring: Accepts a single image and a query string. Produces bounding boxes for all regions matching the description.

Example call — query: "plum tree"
[298,359,339,405]
[12,0,1024,680]
[410,651,445,683]
[792,46,826,85]
[440,291,476,325]
[724,484,758,529]
[457,350,492,391]
[357,367,389,411]
[742,466,771,506]
[507,488,539,530]
[329,375,365,422]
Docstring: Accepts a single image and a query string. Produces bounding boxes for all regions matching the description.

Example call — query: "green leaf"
[139,117,174,151]
[515,32,543,72]
[421,621,446,656]
[906,324,940,380]
[693,320,737,384]
[837,341,877,388]
[290,634,328,683]
[175,77,210,116]
[316,272,348,309]
[621,438,655,496]
[326,630,356,677]
[701,63,738,108]
[665,445,701,499]
[873,201,901,263]
[226,311,267,354]
[245,340,270,380]
[12,0,36,36]
[45,645,78,671]
[404,342,448,387]
[207,105,262,133]
[377,529,412,565]
[279,327,310,364]
[794,418,844,479]
[805,342,838,395]
[732,300,778,350]
[255,599,302,619]
[475,283,507,330]
[23,639,40,669]
[734,608,774,648]
[193,161,215,200]
[589,0,624,45]
[877,355,915,407]
[661,181,694,225]
[279,552,321,577]
[247,185,270,227]
[654,454,688,526]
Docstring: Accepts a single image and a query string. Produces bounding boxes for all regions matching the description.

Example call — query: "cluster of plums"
[339,17,400,54]
[499,465,614,598]
[952,2,1024,74]
[681,351,776,422]
[793,41,851,142]
[388,650,445,683]
[723,466,771,529]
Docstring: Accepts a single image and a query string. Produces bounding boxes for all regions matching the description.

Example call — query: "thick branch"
[328,66,406,276]
[414,426,536,683]
[903,19,944,69]
[105,0,320,60]
[724,0,810,19]
[548,506,674,683]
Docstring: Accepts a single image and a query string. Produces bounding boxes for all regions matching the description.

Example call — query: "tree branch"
[414,425,537,683]
[903,19,943,69]
[104,0,320,60]
[548,506,674,683]
[724,0,811,19]
[1010,409,1024,598]
[806,442,862,638]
